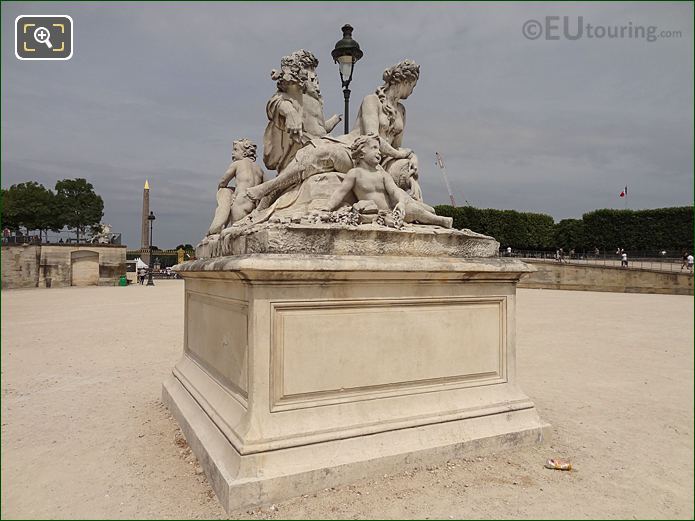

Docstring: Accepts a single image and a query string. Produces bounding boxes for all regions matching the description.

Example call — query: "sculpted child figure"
[321,134,453,228]
[207,138,265,235]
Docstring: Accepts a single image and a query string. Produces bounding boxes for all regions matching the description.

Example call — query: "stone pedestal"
[163,254,549,513]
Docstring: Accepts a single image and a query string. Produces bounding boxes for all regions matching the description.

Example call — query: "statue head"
[271,53,307,94]
[286,49,321,101]
[232,138,257,161]
[350,133,381,167]
[288,49,318,70]
[381,60,420,99]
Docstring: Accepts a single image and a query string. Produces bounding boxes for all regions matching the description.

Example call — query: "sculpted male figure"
[263,50,342,174]
[292,50,342,140]
[322,134,453,228]
[263,56,306,173]
[207,138,265,235]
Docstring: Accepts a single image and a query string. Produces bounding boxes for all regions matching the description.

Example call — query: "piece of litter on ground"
[544,458,572,471]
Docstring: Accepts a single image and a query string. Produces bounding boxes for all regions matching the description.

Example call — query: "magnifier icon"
[33,26,53,49]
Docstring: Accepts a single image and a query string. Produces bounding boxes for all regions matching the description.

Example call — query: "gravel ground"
[2,281,692,519]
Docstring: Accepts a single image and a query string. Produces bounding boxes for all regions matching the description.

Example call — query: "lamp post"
[331,24,363,135]
[146,210,156,286]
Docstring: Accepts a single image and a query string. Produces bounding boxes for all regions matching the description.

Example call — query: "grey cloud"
[2,1,692,247]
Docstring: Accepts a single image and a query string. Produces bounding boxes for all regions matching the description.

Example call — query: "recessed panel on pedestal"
[186,291,248,398]
[271,296,507,410]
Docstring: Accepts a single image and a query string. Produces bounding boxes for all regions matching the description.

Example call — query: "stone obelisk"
[141,180,150,265]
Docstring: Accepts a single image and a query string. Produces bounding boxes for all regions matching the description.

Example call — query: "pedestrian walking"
[621,251,628,268]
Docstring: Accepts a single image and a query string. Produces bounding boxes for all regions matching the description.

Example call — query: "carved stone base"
[165,255,549,513]
[197,223,499,259]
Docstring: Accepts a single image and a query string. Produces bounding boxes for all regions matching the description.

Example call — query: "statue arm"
[277,100,303,138]
[218,162,238,189]
[382,169,407,214]
[324,114,342,133]
[391,104,406,149]
[254,164,267,184]
[379,138,408,160]
[357,94,381,135]
[324,171,357,210]
[388,105,413,159]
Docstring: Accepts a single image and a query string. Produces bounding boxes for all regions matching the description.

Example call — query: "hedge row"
[434,205,555,249]
[434,205,693,252]
[580,207,693,252]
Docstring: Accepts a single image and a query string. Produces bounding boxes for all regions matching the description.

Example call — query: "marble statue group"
[167,37,546,516]
[198,49,456,256]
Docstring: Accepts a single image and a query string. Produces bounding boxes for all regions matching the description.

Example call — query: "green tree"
[40,190,65,242]
[436,204,693,253]
[55,178,104,242]
[1,182,61,239]
[582,207,692,252]
[0,188,15,231]
[554,219,587,251]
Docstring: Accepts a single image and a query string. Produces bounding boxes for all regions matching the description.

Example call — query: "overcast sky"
[2,2,692,248]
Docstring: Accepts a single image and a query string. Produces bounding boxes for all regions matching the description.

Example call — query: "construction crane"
[435,152,457,207]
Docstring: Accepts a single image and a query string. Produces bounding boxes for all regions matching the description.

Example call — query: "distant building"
[2,243,126,289]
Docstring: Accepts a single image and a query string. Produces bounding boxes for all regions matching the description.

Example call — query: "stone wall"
[1,245,41,289]
[519,260,693,295]
[1,244,127,289]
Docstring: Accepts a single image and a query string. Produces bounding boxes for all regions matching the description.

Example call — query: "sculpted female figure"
[351,60,422,200]
[245,60,422,210]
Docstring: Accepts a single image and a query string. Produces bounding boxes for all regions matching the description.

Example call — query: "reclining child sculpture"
[320,133,452,228]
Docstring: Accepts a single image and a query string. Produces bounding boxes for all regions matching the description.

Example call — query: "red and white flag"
[619,185,628,198]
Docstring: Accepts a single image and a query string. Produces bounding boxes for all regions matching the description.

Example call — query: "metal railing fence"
[501,249,693,274]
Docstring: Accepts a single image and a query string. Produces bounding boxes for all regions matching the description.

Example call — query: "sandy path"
[1,282,692,519]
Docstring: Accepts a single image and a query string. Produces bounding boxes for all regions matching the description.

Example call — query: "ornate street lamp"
[146,210,156,286]
[331,24,363,135]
